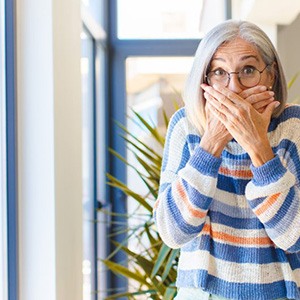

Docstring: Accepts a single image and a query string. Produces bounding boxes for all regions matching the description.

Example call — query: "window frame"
[4,0,18,299]
[81,1,109,298]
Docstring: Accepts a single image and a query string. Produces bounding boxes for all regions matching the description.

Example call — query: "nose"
[227,73,243,93]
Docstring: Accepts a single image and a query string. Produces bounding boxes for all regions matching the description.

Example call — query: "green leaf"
[163,286,177,300]
[106,173,153,212]
[102,259,151,287]
[288,72,300,89]
[104,289,157,300]
[151,243,172,278]
[161,248,180,282]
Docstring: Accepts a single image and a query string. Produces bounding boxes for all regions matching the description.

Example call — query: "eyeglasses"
[205,65,269,88]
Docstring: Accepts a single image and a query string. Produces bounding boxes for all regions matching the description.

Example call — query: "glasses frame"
[205,64,269,88]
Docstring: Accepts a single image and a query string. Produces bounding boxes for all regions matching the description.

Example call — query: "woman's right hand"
[239,85,275,113]
[200,84,275,157]
[200,99,232,157]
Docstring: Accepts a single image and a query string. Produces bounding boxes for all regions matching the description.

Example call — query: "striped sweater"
[153,105,300,300]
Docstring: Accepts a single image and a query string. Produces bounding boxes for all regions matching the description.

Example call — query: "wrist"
[200,136,228,157]
[248,142,275,167]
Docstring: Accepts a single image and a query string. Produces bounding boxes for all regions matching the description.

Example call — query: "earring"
[268,86,272,91]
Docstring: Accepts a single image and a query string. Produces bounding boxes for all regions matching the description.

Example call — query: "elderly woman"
[153,20,300,300]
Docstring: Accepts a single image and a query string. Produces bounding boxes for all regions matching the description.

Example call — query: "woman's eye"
[241,66,256,75]
[213,69,227,76]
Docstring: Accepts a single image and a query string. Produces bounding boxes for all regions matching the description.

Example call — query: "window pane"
[94,44,108,300]
[125,56,193,292]
[81,0,106,30]
[118,0,226,39]
[0,0,8,298]
[81,30,96,300]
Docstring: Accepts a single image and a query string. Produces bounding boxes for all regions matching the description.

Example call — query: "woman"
[153,20,300,300]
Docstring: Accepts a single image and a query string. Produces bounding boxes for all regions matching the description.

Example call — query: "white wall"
[277,14,300,103]
[16,0,83,299]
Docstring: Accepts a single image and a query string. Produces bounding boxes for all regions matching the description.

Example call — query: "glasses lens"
[206,72,228,87]
[239,68,260,87]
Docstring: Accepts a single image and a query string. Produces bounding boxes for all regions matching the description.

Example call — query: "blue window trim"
[82,24,100,299]
[5,0,18,299]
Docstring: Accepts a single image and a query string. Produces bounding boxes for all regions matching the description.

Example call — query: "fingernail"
[275,102,280,108]
[268,91,275,96]
[259,86,267,91]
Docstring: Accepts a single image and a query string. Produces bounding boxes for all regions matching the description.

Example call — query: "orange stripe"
[176,181,206,219]
[202,224,273,246]
[219,166,253,178]
[153,199,160,211]
[255,193,281,216]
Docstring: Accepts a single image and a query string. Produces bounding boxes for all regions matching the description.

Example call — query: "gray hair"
[183,19,287,135]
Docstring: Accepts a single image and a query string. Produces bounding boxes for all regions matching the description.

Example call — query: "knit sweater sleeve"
[245,106,300,253]
[153,109,222,249]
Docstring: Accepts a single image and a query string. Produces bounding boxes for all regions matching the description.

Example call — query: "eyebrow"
[212,55,260,62]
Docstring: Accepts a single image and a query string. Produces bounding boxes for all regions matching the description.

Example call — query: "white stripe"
[178,250,294,284]
[164,118,188,172]
[214,189,251,209]
[273,199,300,250]
[246,170,295,200]
[179,164,218,198]
[172,186,207,228]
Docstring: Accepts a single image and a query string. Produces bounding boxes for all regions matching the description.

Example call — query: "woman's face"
[209,37,274,93]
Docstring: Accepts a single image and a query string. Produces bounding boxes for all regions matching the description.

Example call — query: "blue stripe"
[177,269,300,299]
[222,145,250,160]
[158,182,169,193]
[287,252,300,270]
[265,188,295,229]
[217,174,248,195]
[166,188,203,235]
[189,147,222,177]
[247,196,266,210]
[186,133,200,145]
[250,155,287,186]
[182,179,212,210]
[287,234,300,253]
[211,198,255,219]
[175,142,190,173]
[181,236,288,264]
[277,147,300,185]
[275,139,300,182]
[269,105,300,132]
[209,210,264,230]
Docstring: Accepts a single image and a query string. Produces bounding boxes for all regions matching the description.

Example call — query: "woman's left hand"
[201,83,280,167]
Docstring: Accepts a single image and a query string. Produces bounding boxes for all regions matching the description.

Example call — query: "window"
[0,0,8,298]
[81,1,108,299]
[117,0,226,39]
[81,29,97,300]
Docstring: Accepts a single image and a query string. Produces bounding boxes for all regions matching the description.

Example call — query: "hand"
[200,84,275,158]
[201,83,280,166]
[239,86,275,113]
[200,102,233,157]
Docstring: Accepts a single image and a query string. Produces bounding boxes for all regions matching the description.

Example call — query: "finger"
[262,101,280,120]
[206,101,227,123]
[202,84,239,111]
[205,93,229,121]
[211,84,246,107]
[245,91,275,105]
[239,85,267,99]
[252,97,275,110]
